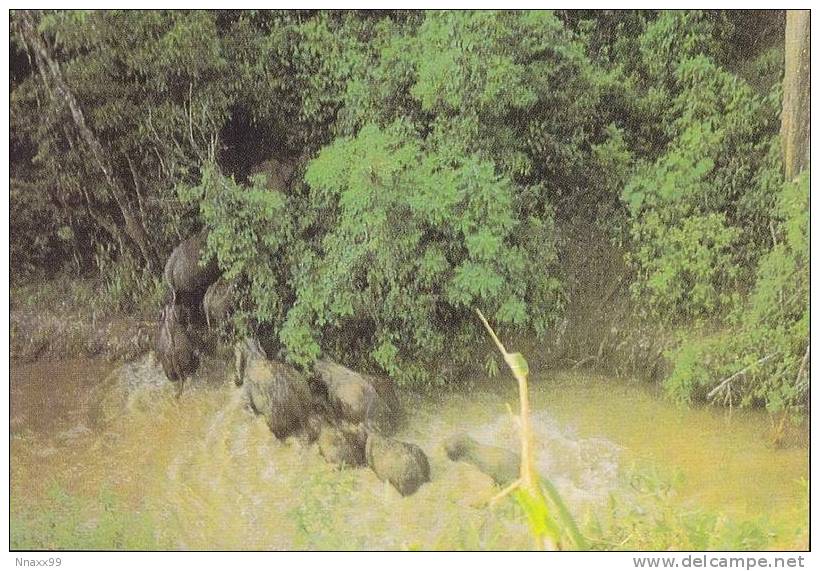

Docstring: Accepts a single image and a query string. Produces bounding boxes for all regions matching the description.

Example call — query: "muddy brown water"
[10,356,808,549]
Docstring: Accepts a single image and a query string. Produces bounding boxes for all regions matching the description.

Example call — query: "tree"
[781,10,810,180]
[13,10,159,270]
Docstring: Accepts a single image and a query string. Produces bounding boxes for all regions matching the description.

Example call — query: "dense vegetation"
[10,10,808,416]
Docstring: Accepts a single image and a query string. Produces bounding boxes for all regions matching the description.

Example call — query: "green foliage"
[93,244,165,313]
[178,163,294,330]
[282,122,561,381]
[626,208,740,322]
[339,10,617,218]
[665,172,809,416]
[623,51,781,323]
[10,9,802,406]
[639,11,733,85]
[11,9,232,287]
[512,477,588,550]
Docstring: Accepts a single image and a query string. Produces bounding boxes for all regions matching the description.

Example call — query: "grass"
[584,465,809,551]
[289,469,365,550]
[11,484,166,550]
[11,465,806,551]
[11,279,100,314]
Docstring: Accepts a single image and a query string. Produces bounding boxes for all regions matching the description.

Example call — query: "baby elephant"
[318,422,368,469]
[366,432,430,496]
[155,303,199,398]
[444,433,520,486]
[237,338,313,440]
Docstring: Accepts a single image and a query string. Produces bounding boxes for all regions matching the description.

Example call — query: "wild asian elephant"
[154,302,199,398]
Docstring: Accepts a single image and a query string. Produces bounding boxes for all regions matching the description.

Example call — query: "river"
[10,355,808,550]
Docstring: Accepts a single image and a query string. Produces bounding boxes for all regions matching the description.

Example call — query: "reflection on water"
[10,356,809,549]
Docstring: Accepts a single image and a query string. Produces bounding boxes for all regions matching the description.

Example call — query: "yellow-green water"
[10,356,808,550]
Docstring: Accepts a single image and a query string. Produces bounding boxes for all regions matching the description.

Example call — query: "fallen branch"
[707,353,779,400]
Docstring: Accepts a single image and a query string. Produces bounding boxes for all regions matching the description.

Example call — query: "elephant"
[163,230,221,305]
[161,288,195,328]
[154,302,199,398]
[444,433,520,486]
[312,360,402,434]
[365,432,430,496]
[235,338,313,440]
[202,277,235,330]
[248,156,299,193]
[317,422,368,469]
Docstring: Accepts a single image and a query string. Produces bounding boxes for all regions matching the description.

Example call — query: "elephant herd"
[155,231,523,497]
[153,231,432,496]
[233,337,431,496]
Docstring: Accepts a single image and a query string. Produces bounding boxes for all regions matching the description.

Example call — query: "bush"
[665,172,809,416]
[181,120,564,386]
[178,163,295,333]
[623,53,781,323]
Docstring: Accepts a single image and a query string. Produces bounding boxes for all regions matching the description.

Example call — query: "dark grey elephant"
[155,302,199,398]
[444,433,520,486]
[365,432,430,496]
[317,422,368,469]
[163,230,221,305]
[312,360,402,434]
[202,278,235,330]
[235,338,313,440]
[248,156,299,193]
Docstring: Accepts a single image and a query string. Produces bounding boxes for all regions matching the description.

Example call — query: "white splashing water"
[468,410,622,509]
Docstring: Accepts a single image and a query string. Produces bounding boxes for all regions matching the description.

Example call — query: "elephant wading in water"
[234,338,313,440]
[312,360,402,434]
[155,302,199,398]
[317,422,368,469]
[444,433,520,486]
[365,432,430,496]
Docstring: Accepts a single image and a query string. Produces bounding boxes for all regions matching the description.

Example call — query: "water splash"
[457,410,622,509]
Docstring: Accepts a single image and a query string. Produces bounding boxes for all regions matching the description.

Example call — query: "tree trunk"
[15,10,160,271]
[781,10,810,181]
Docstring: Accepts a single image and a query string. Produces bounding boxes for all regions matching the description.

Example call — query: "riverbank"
[10,279,156,363]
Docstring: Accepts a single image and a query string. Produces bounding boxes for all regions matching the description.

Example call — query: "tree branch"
[707,353,779,400]
[16,10,159,270]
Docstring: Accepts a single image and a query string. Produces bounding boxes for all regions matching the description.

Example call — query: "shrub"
[177,163,295,333]
[281,122,562,384]
[623,53,781,323]
[665,172,809,416]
